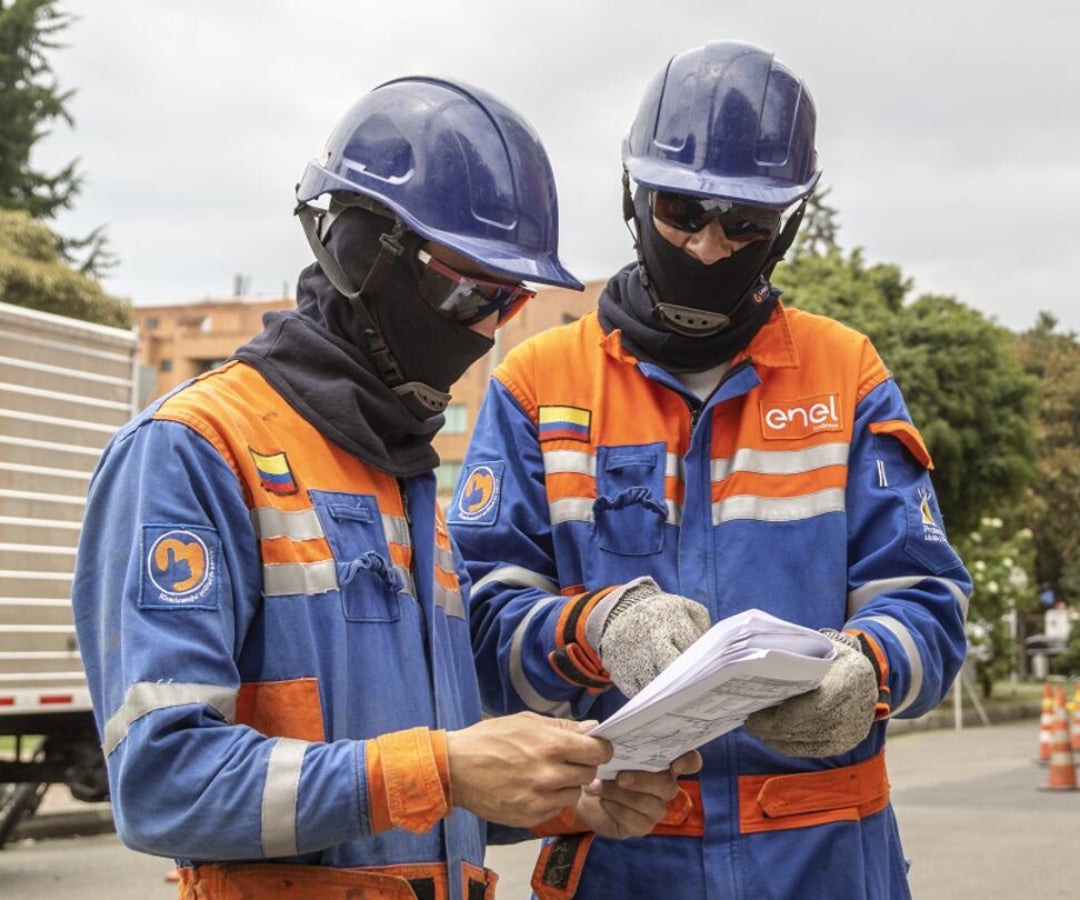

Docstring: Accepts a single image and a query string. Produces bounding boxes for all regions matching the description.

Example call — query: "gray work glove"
[744,630,878,757]
[587,577,711,697]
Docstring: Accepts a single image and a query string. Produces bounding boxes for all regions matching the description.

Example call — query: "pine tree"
[0,0,80,218]
[0,1,112,275]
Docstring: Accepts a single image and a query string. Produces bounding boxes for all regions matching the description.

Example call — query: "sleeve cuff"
[365,727,451,833]
[532,804,588,837]
[546,587,619,691]
[848,629,891,719]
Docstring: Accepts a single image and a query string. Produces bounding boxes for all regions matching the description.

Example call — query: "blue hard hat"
[297,76,582,290]
[622,41,821,208]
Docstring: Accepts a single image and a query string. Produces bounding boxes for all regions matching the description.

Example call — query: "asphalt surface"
[3,717,1076,899]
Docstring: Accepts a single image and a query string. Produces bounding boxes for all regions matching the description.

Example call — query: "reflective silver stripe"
[262,738,307,858]
[473,565,559,595]
[848,575,971,619]
[858,614,923,716]
[712,488,845,525]
[549,496,594,525]
[394,564,417,601]
[549,496,681,526]
[543,449,595,476]
[250,506,325,541]
[434,548,465,618]
[103,682,237,756]
[263,560,339,597]
[510,596,573,717]
[382,514,411,548]
[711,442,849,481]
[543,449,681,478]
[435,547,455,571]
[435,582,465,619]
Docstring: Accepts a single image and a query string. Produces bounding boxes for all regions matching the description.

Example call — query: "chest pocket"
[310,490,403,623]
[594,443,668,556]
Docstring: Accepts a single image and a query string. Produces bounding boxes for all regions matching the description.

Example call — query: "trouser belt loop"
[531,832,596,900]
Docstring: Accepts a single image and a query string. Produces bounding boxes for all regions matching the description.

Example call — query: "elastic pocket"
[593,444,668,556]
[594,487,667,556]
[311,491,403,623]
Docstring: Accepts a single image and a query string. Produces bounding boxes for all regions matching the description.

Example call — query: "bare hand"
[446,712,613,827]
[573,749,703,839]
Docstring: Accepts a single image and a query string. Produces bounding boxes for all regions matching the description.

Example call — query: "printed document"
[589,608,835,778]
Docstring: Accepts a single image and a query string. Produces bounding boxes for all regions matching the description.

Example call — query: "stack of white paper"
[588,608,835,778]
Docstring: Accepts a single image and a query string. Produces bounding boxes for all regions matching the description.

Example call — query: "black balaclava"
[598,187,778,372]
[232,205,495,477]
[326,205,495,403]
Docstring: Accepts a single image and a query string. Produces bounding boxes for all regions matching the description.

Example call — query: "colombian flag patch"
[250,448,298,496]
[538,405,591,443]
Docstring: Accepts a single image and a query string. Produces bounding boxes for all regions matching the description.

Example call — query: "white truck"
[0,300,142,845]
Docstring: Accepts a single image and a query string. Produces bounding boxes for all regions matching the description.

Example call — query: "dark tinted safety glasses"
[417,250,535,325]
[649,190,783,242]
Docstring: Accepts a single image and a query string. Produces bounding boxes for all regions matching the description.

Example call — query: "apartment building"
[131,281,602,497]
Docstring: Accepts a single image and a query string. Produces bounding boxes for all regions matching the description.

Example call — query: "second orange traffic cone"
[1038,686,1077,792]
[1071,681,1080,754]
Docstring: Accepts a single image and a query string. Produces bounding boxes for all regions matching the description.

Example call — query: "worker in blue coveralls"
[71,76,699,900]
[450,41,971,899]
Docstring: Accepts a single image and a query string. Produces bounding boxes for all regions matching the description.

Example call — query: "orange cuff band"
[848,629,891,719]
[548,587,617,690]
[365,727,451,834]
[532,804,589,837]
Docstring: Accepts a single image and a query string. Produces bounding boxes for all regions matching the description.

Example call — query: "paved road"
[2,719,1075,898]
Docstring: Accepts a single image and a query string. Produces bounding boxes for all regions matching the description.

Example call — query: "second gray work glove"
[587,577,711,697]
[743,630,879,757]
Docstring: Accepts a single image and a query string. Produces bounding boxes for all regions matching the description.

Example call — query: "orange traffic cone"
[1071,681,1080,754]
[1035,682,1054,764]
[1038,686,1078,792]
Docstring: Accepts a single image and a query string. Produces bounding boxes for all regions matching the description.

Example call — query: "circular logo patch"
[458,465,499,521]
[147,529,214,603]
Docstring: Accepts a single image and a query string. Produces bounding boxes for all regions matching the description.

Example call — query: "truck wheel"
[0,781,48,849]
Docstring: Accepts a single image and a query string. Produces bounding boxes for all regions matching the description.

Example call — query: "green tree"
[0,0,111,274]
[953,517,1038,696]
[774,249,1037,536]
[792,185,840,259]
[1014,315,1080,606]
[0,208,129,326]
[0,0,77,216]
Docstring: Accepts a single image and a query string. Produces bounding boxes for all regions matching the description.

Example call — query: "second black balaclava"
[598,188,778,372]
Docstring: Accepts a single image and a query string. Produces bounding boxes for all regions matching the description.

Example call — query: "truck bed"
[0,301,139,731]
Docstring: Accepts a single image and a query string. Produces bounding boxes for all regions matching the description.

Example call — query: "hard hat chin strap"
[296,202,451,419]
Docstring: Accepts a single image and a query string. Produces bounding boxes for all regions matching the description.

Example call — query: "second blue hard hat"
[622,41,821,208]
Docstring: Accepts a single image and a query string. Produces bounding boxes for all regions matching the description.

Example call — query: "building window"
[145,317,159,329]
[196,358,227,375]
[159,359,173,373]
[443,403,468,435]
[436,461,462,495]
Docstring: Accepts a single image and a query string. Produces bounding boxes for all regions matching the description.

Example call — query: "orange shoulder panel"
[868,419,934,469]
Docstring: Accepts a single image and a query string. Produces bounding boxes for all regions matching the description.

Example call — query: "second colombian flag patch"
[538,405,591,443]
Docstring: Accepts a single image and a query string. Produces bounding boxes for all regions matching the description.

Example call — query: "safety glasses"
[417,250,535,325]
[649,190,783,242]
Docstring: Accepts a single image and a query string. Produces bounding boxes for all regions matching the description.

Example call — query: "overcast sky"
[32,1,1080,334]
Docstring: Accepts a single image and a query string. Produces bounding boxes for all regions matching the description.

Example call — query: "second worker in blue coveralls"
[450,41,971,899]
